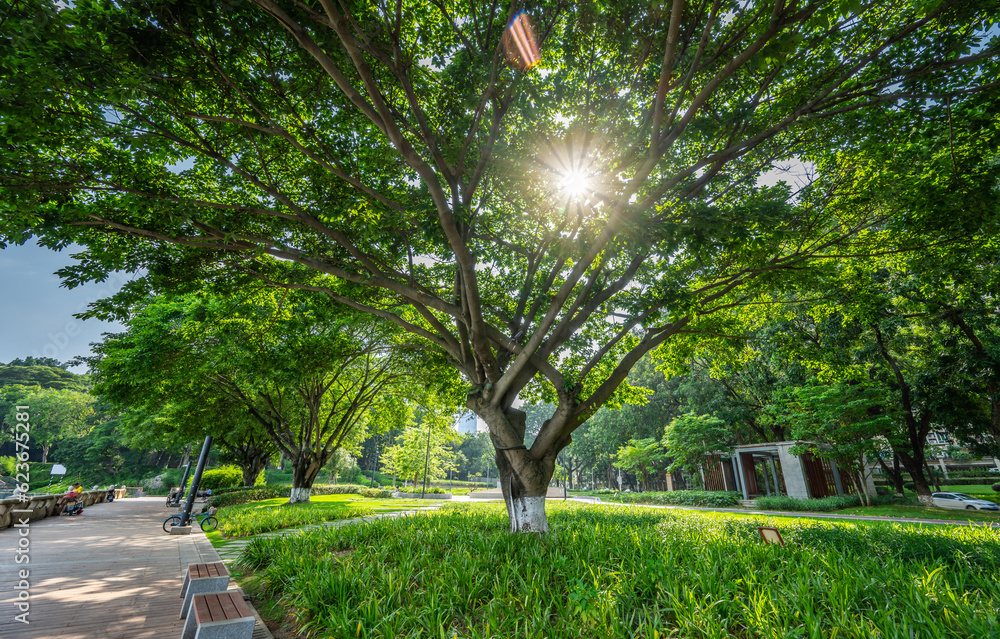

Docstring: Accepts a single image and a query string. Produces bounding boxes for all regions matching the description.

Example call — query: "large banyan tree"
[2,0,998,530]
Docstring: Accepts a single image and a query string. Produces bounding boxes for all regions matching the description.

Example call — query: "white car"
[931,492,999,511]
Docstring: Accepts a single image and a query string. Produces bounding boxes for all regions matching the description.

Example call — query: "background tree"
[779,382,893,506]
[7,357,69,370]
[455,432,493,481]
[0,363,89,392]
[615,438,667,492]
[3,387,95,463]
[381,409,460,488]
[3,1,998,530]
[90,290,452,501]
[662,412,732,474]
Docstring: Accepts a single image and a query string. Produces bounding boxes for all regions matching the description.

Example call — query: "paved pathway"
[0,497,272,639]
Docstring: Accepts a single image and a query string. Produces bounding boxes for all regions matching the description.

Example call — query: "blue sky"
[0,240,127,372]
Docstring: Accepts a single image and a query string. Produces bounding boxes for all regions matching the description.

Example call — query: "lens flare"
[503,12,541,70]
[560,170,589,198]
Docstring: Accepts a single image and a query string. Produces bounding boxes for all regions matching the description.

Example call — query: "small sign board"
[50,464,68,476]
[758,526,785,546]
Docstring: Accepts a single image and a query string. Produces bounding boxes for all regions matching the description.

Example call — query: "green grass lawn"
[232,501,1000,639]
[940,483,999,493]
[207,493,426,540]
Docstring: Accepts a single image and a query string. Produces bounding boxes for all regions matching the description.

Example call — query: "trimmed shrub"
[396,485,447,494]
[900,478,999,488]
[206,483,391,508]
[754,493,908,512]
[993,484,1000,492]
[199,465,266,489]
[947,469,1000,478]
[604,490,741,507]
[198,465,242,490]
[0,456,16,477]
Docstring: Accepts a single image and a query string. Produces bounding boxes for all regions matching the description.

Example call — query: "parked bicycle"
[163,508,218,533]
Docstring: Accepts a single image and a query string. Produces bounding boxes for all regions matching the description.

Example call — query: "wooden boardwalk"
[0,496,267,639]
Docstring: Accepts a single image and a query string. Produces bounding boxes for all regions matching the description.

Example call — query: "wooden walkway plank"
[0,497,270,639]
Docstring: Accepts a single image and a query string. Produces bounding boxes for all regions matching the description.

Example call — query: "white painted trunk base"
[289,487,312,503]
[507,496,548,533]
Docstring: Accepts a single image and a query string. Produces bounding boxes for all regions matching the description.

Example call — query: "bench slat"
[218,592,241,621]
[188,561,229,580]
[194,591,254,624]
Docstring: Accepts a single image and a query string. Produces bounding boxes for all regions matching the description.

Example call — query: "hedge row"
[396,486,448,494]
[599,490,742,507]
[754,493,905,512]
[877,477,998,488]
[207,484,392,508]
[900,478,1000,489]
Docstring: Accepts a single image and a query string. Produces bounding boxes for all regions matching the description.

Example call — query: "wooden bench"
[180,591,255,639]
[179,562,230,618]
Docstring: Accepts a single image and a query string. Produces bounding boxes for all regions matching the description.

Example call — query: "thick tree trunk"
[896,452,933,505]
[241,457,265,487]
[289,456,322,503]
[179,443,192,469]
[497,454,550,533]
[876,455,906,496]
[923,461,942,493]
[479,406,554,533]
[232,445,270,486]
[41,444,49,464]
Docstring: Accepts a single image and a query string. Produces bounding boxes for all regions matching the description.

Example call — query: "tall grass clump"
[236,502,1000,638]
[217,501,376,538]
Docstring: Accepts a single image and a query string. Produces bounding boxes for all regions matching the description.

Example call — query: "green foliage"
[237,503,1000,637]
[88,291,454,493]
[755,494,908,512]
[217,500,376,538]
[601,490,742,508]
[2,387,95,459]
[395,486,447,494]
[199,465,264,490]
[5,0,999,523]
[945,470,1000,478]
[901,478,999,488]
[0,365,89,391]
[207,484,392,509]
[613,438,666,489]
[6,357,69,370]
[662,412,732,472]
[0,456,16,476]
[380,409,460,485]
